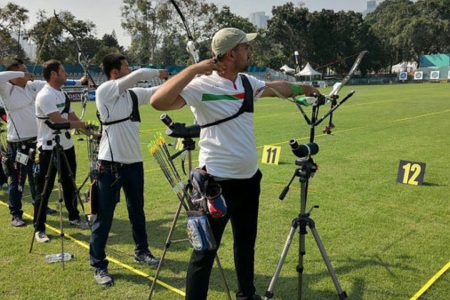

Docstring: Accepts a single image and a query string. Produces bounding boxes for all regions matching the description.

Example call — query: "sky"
[6,0,372,47]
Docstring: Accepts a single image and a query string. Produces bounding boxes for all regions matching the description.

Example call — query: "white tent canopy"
[391,61,418,73]
[296,62,321,77]
[280,64,296,74]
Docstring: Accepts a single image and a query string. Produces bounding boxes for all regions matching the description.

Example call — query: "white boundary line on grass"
[410,261,450,300]
[0,200,185,297]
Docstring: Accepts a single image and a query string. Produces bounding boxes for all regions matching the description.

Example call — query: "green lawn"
[0,82,449,299]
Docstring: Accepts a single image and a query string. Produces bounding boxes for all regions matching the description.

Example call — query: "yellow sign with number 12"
[397,160,426,186]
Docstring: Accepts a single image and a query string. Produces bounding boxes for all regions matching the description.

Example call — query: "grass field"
[0,82,449,299]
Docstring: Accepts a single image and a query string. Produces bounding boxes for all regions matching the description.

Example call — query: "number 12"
[402,163,421,185]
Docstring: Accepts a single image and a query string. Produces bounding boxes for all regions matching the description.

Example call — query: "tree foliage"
[0,2,29,63]
[1,0,449,74]
[27,10,97,64]
[27,10,123,65]
[363,0,449,66]
[122,0,218,65]
[121,0,172,65]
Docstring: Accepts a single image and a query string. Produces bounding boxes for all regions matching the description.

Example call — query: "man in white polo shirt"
[151,28,319,299]
[89,53,168,286]
[0,58,86,227]
[33,59,92,243]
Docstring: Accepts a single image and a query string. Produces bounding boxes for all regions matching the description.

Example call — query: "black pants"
[7,140,37,217]
[185,169,262,300]
[89,161,150,270]
[33,146,80,232]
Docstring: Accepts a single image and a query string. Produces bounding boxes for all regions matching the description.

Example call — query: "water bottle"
[45,252,74,263]
[294,96,316,106]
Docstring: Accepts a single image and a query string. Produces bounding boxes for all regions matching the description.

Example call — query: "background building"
[363,0,379,16]
[249,11,270,29]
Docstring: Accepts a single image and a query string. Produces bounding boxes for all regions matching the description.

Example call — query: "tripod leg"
[29,150,55,253]
[298,222,306,300]
[76,173,90,199]
[309,226,347,299]
[214,255,232,300]
[55,147,66,270]
[265,222,298,299]
[59,149,91,228]
[149,201,184,299]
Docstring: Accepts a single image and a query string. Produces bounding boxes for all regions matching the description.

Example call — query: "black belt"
[8,137,37,145]
[98,160,124,168]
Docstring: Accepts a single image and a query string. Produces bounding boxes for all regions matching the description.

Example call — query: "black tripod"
[29,123,90,269]
[149,115,231,299]
[265,92,355,300]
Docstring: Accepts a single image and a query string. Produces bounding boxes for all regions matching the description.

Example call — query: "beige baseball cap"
[211,27,258,57]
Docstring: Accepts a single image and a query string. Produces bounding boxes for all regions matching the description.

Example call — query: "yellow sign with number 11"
[261,145,281,165]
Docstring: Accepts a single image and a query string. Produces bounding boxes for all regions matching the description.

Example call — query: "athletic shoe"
[35,231,50,243]
[134,252,160,266]
[46,207,57,215]
[11,215,26,227]
[69,218,90,230]
[94,269,113,286]
[237,294,262,300]
[31,199,57,215]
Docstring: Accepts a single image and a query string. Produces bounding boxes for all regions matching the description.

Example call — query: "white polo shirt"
[0,71,45,142]
[96,80,158,163]
[35,84,74,150]
[180,71,266,179]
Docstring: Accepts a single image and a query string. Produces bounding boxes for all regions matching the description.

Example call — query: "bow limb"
[169,0,199,63]
[53,10,97,120]
[53,10,97,86]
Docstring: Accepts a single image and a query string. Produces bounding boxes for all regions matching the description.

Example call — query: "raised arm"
[0,71,34,99]
[261,81,320,98]
[0,71,29,82]
[151,59,222,111]
[116,68,168,95]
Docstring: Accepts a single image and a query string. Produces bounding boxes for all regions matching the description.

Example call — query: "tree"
[161,0,219,63]
[365,0,416,68]
[92,32,126,63]
[306,10,376,75]
[0,2,29,63]
[153,30,190,65]
[27,10,98,65]
[364,0,450,70]
[0,2,28,31]
[213,6,256,33]
[403,0,450,58]
[121,0,172,64]
[266,3,310,69]
[121,0,219,65]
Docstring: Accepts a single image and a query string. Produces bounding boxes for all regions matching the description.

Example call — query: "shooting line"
[0,200,186,297]
[410,261,450,300]
[1,0,449,298]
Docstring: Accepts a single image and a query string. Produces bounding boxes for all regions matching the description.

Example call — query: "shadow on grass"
[102,258,412,299]
[43,209,190,247]
[422,182,442,187]
[255,253,415,299]
[29,215,417,300]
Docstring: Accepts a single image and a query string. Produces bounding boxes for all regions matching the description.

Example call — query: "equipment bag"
[186,210,217,251]
[190,168,227,218]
